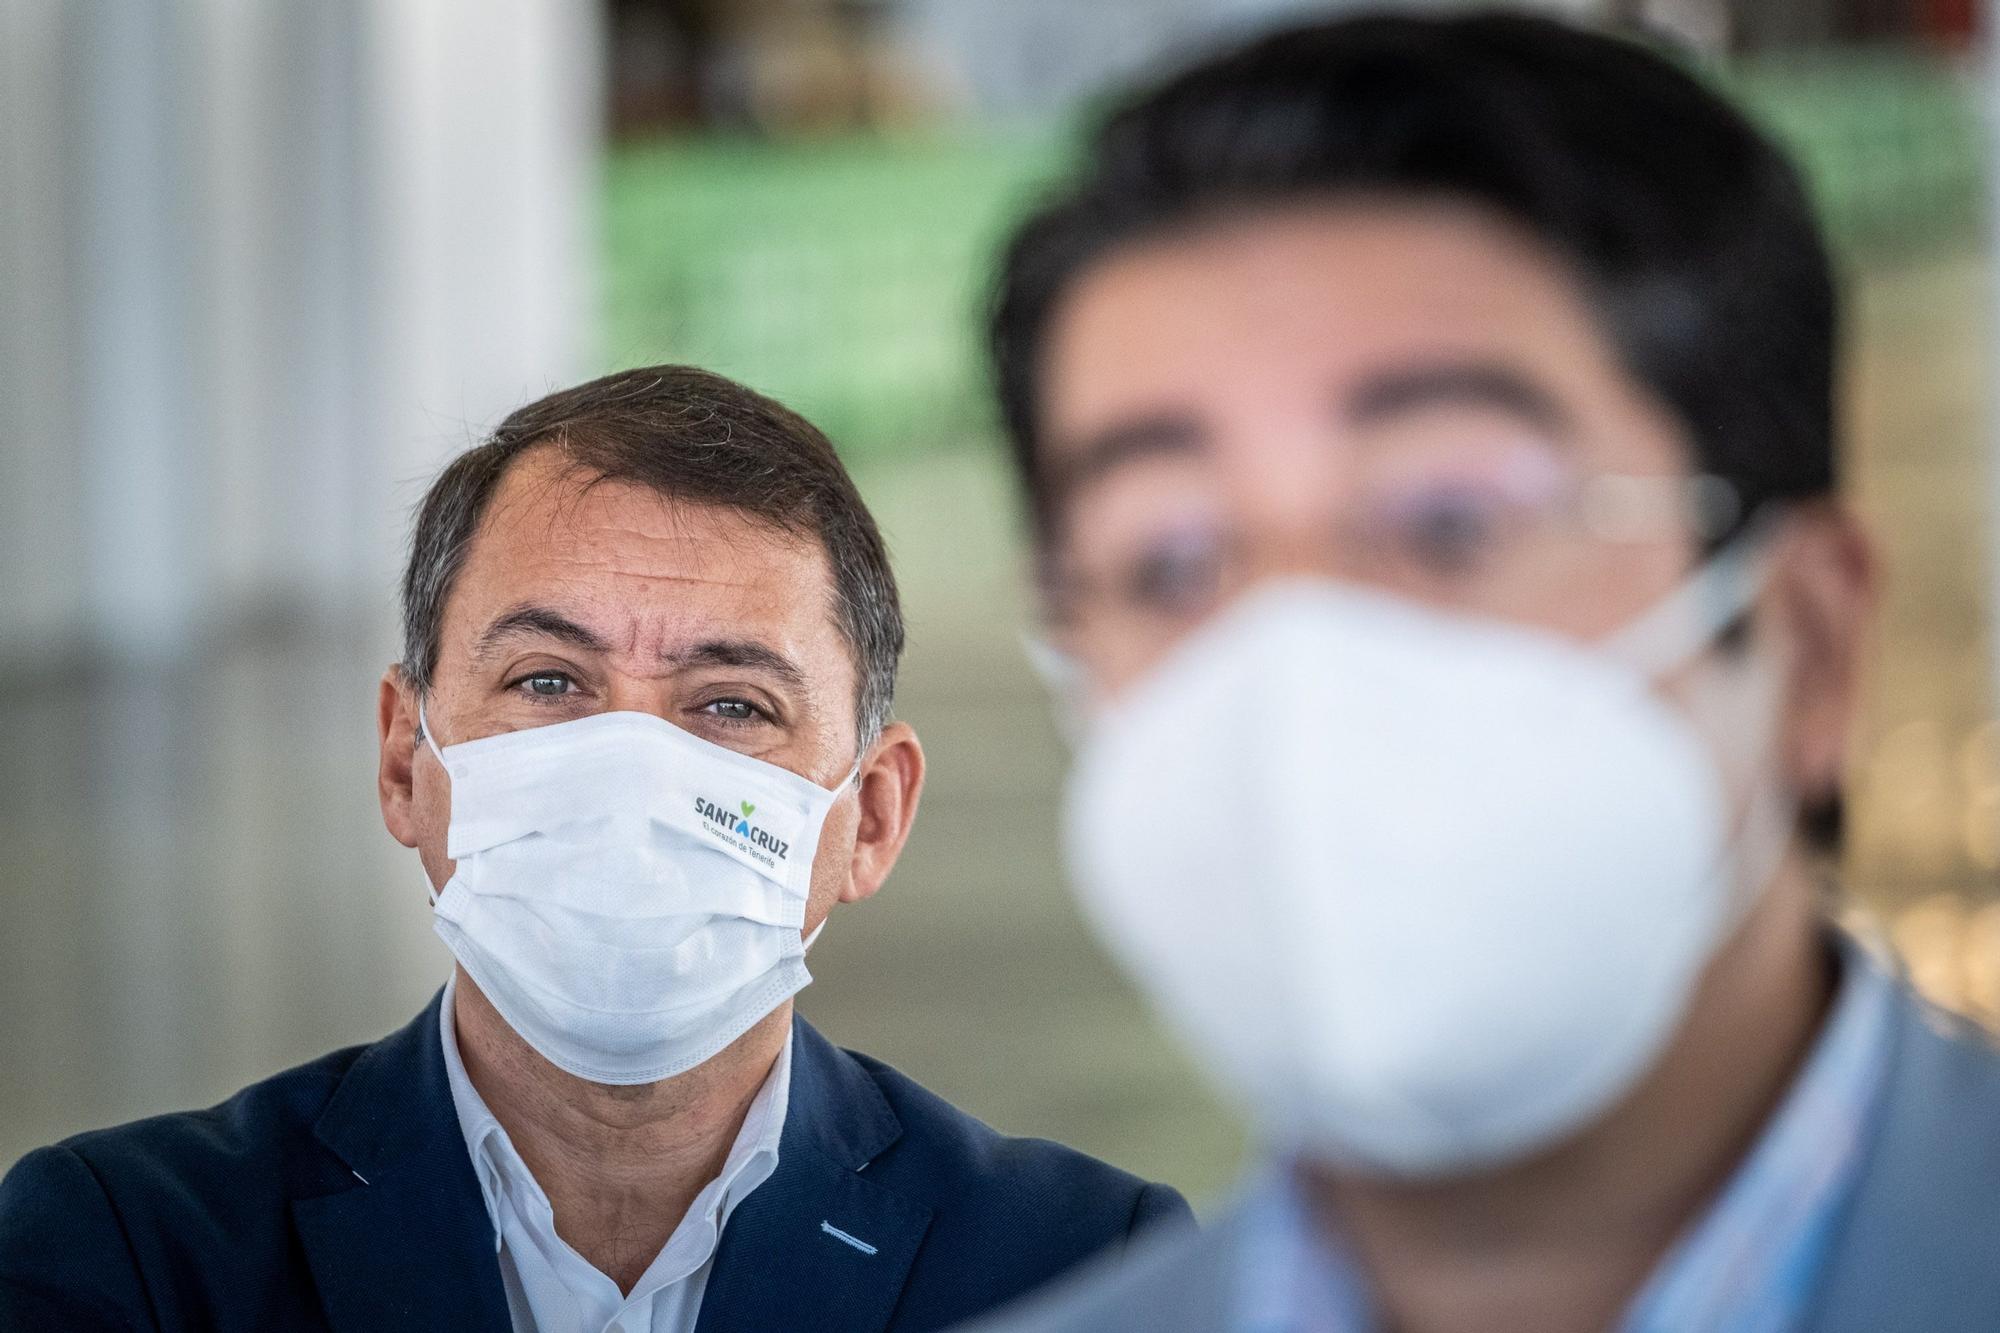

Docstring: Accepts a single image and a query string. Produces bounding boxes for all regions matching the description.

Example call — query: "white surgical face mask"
[420,706,852,1085]
[1060,536,1790,1177]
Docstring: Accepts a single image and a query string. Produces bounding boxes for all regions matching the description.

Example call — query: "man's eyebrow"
[470,613,809,693]
[1346,363,1572,436]
[472,605,610,661]
[667,639,810,693]
[1045,413,1209,498]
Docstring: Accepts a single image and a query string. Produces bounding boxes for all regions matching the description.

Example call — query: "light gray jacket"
[967,975,2000,1332]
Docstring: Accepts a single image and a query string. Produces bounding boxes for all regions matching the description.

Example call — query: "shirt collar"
[1234,1162,1373,1333]
[1234,929,1899,1333]
[437,970,794,1255]
[1617,929,1897,1331]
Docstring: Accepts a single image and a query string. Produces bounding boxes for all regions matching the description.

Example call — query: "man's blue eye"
[524,674,570,696]
[710,699,757,721]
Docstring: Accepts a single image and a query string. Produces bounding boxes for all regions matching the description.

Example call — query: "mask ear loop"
[1599,515,1780,681]
[803,751,871,950]
[1604,514,1799,937]
[1723,755,1797,927]
[416,697,448,767]
[1701,634,1799,943]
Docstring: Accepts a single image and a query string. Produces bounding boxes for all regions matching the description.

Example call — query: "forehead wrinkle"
[548,477,815,576]
[498,475,806,601]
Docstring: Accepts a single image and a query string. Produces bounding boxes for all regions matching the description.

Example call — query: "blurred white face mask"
[1061,535,1789,1177]
[421,707,850,1085]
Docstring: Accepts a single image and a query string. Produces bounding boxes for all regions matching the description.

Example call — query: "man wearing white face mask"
[967,11,2000,1333]
[0,366,1190,1332]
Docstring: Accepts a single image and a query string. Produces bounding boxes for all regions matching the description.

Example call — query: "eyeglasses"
[1041,463,1741,653]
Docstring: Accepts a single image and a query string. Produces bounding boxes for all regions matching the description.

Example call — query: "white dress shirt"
[439,973,792,1333]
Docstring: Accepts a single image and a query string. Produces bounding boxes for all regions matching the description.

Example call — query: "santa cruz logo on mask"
[694,795,790,867]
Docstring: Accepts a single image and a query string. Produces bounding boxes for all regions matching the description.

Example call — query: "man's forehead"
[1029,204,1702,555]
[1041,201,1643,457]
[1051,202,1597,377]
[478,448,798,550]
[443,448,835,640]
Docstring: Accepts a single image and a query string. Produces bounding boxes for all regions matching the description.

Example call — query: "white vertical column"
[358,0,602,534]
[0,4,100,659]
[0,0,601,661]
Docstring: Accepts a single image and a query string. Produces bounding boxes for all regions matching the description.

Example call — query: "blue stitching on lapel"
[820,1220,879,1255]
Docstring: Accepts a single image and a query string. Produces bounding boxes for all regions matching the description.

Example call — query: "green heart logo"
[740,800,756,818]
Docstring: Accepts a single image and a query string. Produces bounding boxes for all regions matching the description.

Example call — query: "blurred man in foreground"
[974,12,2000,1332]
[0,366,1187,1331]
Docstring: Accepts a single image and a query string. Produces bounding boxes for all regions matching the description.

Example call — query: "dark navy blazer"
[0,995,1191,1331]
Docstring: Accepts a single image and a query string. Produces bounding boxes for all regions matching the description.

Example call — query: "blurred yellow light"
[1891,894,1968,1013]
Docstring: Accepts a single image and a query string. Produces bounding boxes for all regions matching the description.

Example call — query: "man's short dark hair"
[401,365,903,745]
[989,10,1841,844]
[989,10,1838,544]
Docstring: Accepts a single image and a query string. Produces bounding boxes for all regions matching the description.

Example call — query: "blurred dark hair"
[401,365,903,745]
[989,9,1843,844]
[990,10,1837,539]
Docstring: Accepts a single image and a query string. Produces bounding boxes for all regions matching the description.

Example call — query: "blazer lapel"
[695,1016,934,1333]
[291,990,512,1332]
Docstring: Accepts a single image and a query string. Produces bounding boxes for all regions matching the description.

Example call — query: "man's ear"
[841,721,926,905]
[378,666,423,850]
[1772,502,1876,812]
